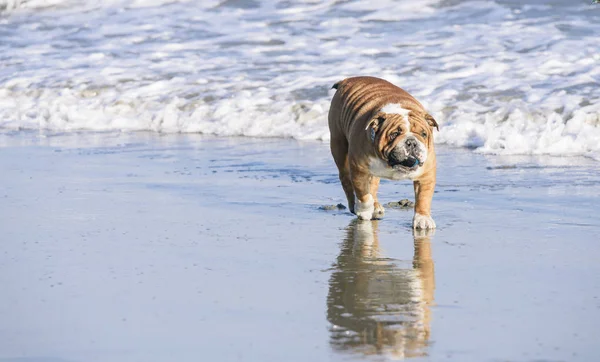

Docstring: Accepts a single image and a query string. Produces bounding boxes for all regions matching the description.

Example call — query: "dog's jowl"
[328,76,439,229]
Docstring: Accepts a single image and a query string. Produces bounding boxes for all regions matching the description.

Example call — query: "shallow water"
[1,132,599,361]
[1,0,599,157]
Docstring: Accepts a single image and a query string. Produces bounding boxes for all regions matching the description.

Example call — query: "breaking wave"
[1,0,599,158]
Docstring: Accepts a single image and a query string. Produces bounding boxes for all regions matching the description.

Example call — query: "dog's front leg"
[413,177,436,229]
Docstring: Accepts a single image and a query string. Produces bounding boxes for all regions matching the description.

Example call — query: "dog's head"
[366,104,438,174]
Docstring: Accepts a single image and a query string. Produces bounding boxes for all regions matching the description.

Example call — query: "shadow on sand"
[327,219,435,359]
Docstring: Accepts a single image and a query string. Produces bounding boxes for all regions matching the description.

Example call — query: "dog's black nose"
[405,138,417,149]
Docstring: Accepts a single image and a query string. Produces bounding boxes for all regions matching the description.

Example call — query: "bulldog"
[328,76,439,229]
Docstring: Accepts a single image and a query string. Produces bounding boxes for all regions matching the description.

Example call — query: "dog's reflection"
[327,219,435,359]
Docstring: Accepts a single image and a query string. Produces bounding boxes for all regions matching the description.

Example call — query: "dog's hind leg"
[330,137,355,213]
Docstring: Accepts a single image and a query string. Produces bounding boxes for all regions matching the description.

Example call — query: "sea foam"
[1,0,599,159]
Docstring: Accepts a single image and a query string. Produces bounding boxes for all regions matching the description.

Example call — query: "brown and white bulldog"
[328,76,439,229]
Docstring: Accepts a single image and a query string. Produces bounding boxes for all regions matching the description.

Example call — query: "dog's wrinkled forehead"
[366,105,409,143]
[373,103,436,134]
[380,104,411,124]
[373,103,412,137]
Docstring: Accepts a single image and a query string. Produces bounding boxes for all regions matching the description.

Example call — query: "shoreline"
[3,129,600,162]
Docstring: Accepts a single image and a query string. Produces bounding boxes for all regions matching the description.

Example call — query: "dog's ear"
[365,113,386,142]
[425,113,439,131]
[366,113,386,131]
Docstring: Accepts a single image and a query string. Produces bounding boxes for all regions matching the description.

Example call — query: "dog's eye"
[421,132,427,138]
[389,131,400,140]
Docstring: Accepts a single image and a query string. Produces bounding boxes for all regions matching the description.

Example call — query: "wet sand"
[1,132,599,362]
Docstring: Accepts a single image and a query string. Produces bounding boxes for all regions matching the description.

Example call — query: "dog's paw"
[355,195,375,221]
[372,202,385,219]
[413,213,436,229]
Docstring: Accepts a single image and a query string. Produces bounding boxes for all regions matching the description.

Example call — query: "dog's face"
[367,105,438,177]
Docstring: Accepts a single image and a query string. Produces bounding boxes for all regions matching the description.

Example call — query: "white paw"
[355,194,374,221]
[373,202,385,219]
[413,213,436,229]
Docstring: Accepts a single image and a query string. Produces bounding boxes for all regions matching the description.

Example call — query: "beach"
[1,131,599,361]
[2,0,600,360]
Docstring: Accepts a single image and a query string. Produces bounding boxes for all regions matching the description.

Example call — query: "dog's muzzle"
[388,136,425,170]
[389,155,419,168]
